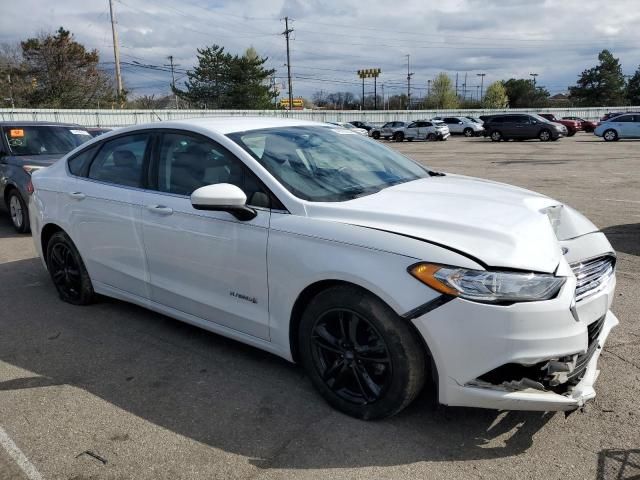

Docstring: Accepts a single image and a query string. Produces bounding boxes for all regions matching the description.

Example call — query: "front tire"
[46,231,94,305]
[463,127,474,137]
[603,129,618,142]
[372,131,380,140]
[299,286,426,420]
[539,129,551,141]
[7,190,30,233]
[393,132,404,142]
[490,130,502,142]
[426,133,437,141]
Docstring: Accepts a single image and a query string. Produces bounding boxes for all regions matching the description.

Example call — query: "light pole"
[476,73,486,100]
[530,73,539,88]
[357,68,381,110]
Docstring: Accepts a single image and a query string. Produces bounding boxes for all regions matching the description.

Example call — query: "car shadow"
[602,224,640,256]
[597,449,640,479]
[0,257,553,470]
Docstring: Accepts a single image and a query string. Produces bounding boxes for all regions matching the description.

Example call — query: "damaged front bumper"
[411,234,617,412]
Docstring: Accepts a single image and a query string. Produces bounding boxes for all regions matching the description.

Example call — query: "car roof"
[0,121,84,127]
[157,117,325,134]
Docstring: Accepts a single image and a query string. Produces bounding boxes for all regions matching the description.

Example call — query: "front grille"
[571,255,615,302]
[567,315,606,385]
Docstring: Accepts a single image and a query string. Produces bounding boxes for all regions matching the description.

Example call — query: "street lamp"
[476,73,486,100]
[530,73,539,87]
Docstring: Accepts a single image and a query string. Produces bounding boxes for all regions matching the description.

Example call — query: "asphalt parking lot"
[0,133,638,480]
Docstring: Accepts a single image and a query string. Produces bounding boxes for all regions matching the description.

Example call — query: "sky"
[1,0,639,102]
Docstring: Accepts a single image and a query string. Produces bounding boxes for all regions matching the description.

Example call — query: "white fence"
[1,106,637,127]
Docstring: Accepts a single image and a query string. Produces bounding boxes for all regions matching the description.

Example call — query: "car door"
[64,132,151,298]
[405,122,418,139]
[630,115,640,137]
[511,115,532,138]
[444,117,462,134]
[614,115,635,137]
[141,130,272,340]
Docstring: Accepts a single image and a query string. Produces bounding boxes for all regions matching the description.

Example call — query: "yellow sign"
[357,68,382,78]
[9,129,24,138]
[280,98,304,108]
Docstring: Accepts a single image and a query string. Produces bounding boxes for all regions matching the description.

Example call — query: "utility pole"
[108,0,123,99]
[463,72,468,101]
[427,79,431,97]
[405,54,414,110]
[166,55,179,109]
[381,83,385,110]
[530,73,538,87]
[6,74,15,109]
[282,17,294,111]
[455,72,459,97]
[476,73,486,101]
[271,76,277,109]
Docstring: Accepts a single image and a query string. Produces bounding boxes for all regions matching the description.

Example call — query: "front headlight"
[409,263,565,303]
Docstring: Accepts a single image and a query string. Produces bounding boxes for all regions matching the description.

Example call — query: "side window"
[68,144,99,176]
[407,122,417,128]
[88,134,149,187]
[444,117,457,124]
[424,122,433,127]
[617,115,633,122]
[155,132,270,208]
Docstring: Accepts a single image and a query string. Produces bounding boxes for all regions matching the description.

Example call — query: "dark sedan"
[0,122,92,232]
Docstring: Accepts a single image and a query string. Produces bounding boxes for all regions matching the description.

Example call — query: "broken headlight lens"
[409,263,566,303]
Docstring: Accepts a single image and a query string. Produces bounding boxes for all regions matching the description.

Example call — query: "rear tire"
[603,129,618,142]
[393,132,404,142]
[567,130,576,137]
[426,133,437,141]
[490,130,502,142]
[372,131,380,140]
[46,231,94,305]
[7,189,30,233]
[298,286,426,420]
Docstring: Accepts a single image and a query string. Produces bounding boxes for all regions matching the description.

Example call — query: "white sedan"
[325,121,368,136]
[30,117,617,419]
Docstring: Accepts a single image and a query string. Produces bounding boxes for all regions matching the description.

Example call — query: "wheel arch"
[40,223,66,260]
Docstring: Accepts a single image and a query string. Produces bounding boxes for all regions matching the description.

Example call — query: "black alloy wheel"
[46,231,94,305]
[310,308,392,406]
[299,286,426,419]
[372,131,380,139]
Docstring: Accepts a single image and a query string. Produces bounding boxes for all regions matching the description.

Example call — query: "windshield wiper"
[427,170,446,177]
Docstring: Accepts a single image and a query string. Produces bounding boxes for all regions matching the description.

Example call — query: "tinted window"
[616,115,633,122]
[424,122,433,127]
[407,122,417,128]
[154,132,270,207]
[444,118,459,124]
[2,125,92,156]
[68,145,99,176]
[490,116,505,124]
[382,122,392,128]
[88,134,149,188]
[514,115,531,124]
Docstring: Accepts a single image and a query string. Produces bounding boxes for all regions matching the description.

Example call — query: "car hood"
[305,175,598,273]
[6,154,63,166]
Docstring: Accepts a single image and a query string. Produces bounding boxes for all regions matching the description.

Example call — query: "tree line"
[1,27,639,110]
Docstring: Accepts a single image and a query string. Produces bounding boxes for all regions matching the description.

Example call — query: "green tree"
[176,44,276,109]
[626,66,640,105]
[426,73,459,109]
[569,49,626,106]
[482,81,509,108]
[20,28,115,108]
[503,78,550,107]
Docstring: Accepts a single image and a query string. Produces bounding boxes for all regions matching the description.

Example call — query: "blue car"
[0,122,92,232]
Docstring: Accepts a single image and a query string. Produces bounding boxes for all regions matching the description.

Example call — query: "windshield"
[530,114,552,123]
[228,126,430,202]
[2,125,92,156]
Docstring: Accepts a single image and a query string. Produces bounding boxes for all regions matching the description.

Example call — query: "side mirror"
[191,183,257,221]
[458,121,463,124]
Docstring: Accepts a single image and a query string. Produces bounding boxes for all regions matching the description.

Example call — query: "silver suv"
[403,120,450,141]
[370,121,407,141]
[432,116,485,137]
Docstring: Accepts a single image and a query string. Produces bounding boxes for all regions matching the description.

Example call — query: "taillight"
[26,179,34,194]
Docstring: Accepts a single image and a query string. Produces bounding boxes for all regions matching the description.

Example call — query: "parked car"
[466,116,483,125]
[563,117,598,133]
[483,114,566,142]
[86,127,113,137]
[403,120,450,141]
[594,113,640,141]
[432,116,484,137]
[348,121,375,132]
[0,121,92,232]
[326,121,368,136]
[538,114,580,136]
[31,117,617,419]
[369,121,407,141]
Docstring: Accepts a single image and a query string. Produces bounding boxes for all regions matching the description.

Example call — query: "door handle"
[146,204,173,215]
[67,191,86,200]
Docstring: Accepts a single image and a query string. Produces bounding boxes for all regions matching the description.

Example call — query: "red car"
[563,116,598,133]
[538,114,580,136]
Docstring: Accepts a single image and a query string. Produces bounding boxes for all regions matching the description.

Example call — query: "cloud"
[0,0,639,99]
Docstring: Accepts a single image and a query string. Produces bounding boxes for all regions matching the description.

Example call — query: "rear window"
[2,125,92,156]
